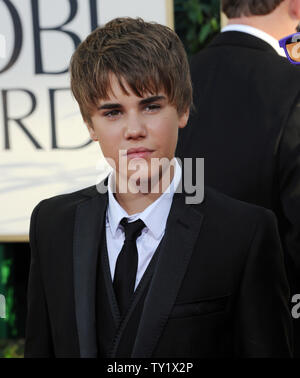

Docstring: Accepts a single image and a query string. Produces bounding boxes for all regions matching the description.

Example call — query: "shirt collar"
[221,24,287,57]
[107,158,182,239]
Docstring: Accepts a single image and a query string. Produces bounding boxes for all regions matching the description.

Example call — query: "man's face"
[87,74,189,190]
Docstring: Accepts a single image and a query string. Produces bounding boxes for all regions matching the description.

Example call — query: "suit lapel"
[73,188,108,358]
[131,192,204,358]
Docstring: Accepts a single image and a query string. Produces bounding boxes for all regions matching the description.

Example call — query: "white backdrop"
[0,0,173,240]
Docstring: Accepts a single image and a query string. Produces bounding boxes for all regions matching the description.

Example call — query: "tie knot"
[120,217,145,241]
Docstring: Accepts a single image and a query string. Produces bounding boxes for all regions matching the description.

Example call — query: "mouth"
[126,147,154,159]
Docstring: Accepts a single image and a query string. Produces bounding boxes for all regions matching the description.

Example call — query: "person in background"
[176,0,300,356]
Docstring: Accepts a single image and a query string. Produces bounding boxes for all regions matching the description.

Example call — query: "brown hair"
[70,17,192,124]
[222,0,285,18]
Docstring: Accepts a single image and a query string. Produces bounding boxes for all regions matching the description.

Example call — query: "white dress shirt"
[222,24,286,57]
[106,158,182,291]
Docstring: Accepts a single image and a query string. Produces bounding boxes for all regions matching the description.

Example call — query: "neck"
[227,3,299,41]
[114,163,175,215]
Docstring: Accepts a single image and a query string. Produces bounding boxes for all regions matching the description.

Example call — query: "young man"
[176,0,300,356]
[25,17,292,358]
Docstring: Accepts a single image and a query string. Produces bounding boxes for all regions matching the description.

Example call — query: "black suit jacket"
[176,31,300,296]
[24,180,292,358]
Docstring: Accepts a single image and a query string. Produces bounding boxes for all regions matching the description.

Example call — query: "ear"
[290,0,300,19]
[86,121,98,141]
[178,109,190,129]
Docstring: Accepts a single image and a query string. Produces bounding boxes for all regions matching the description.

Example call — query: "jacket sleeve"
[278,93,300,296]
[24,200,54,358]
[234,209,293,358]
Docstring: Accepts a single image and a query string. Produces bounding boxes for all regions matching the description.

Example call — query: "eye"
[145,104,161,112]
[103,109,121,118]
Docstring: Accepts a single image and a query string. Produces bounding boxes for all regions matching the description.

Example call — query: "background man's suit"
[176,30,300,305]
[24,180,292,358]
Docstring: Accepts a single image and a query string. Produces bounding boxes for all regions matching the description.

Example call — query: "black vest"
[96,224,162,358]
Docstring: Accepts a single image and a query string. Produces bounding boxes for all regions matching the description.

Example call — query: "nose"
[124,112,147,140]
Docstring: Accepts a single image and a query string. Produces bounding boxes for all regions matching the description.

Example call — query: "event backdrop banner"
[0,0,174,241]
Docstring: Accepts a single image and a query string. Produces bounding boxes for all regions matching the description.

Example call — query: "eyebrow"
[97,95,166,110]
[140,95,166,105]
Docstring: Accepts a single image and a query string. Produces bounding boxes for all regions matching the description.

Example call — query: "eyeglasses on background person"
[279,32,300,64]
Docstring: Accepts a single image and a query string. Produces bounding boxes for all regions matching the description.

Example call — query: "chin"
[125,169,156,192]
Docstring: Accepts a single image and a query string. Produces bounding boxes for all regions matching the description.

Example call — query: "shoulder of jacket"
[201,186,276,226]
[31,183,106,218]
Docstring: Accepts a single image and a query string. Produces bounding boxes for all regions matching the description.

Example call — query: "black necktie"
[113,217,145,316]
